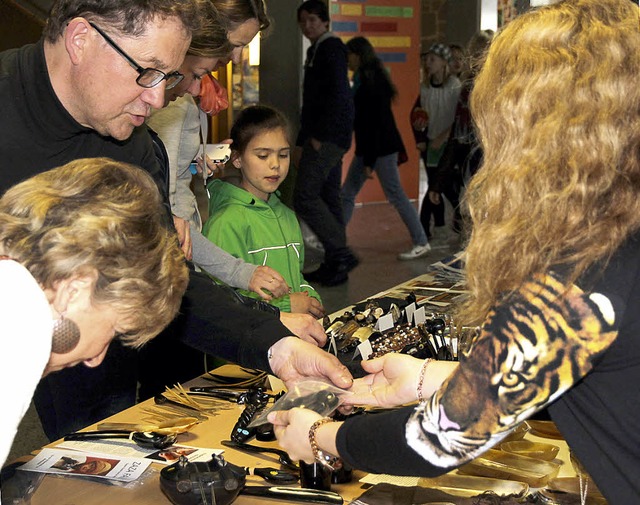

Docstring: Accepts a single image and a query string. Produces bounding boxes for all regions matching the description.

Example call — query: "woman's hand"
[345,354,424,407]
[195,155,219,178]
[248,266,289,300]
[268,408,325,463]
[345,354,459,408]
[172,215,192,260]
[290,292,325,318]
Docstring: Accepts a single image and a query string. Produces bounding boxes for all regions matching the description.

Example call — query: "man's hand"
[172,215,192,260]
[279,312,327,346]
[268,337,353,390]
[290,292,325,318]
[248,266,289,300]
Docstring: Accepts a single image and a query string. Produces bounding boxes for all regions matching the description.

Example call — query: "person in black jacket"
[294,0,357,287]
[0,0,351,441]
[341,36,430,261]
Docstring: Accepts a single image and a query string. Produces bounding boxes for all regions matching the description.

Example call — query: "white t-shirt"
[0,259,52,467]
[419,77,462,140]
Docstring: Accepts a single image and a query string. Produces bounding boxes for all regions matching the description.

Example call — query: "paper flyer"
[57,439,221,465]
[20,448,152,482]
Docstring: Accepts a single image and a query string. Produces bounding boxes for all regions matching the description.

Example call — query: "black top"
[296,34,354,151]
[337,230,640,504]
[352,66,405,167]
[0,41,163,196]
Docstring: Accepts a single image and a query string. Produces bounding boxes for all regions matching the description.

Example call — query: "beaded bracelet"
[308,418,342,471]
[416,358,434,404]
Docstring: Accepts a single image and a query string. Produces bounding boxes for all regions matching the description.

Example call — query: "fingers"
[267,409,290,426]
[313,349,353,389]
[307,298,325,319]
[248,267,290,300]
[260,267,288,297]
[360,356,386,374]
[172,216,192,261]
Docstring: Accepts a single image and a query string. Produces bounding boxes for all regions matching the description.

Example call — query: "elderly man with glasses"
[0,0,351,441]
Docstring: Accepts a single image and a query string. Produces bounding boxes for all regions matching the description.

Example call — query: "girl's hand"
[290,292,325,318]
[268,408,324,464]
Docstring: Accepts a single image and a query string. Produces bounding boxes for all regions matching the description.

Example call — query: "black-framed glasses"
[89,22,184,90]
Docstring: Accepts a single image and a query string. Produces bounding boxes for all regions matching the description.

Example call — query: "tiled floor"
[7,187,462,464]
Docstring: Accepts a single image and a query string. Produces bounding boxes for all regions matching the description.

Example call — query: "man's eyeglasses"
[89,22,184,90]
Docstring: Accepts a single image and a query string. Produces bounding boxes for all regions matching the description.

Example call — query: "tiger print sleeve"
[404,272,618,471]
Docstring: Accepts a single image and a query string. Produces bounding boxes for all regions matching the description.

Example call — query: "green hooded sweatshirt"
[203,179,321,312]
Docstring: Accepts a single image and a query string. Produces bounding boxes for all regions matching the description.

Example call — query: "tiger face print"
[406,273,617,468]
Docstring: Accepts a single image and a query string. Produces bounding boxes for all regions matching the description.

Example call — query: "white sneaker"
[397,243,431,261]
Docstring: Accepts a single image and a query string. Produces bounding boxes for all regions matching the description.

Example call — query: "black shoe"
[332,250,360,274]
[304,263,349,286]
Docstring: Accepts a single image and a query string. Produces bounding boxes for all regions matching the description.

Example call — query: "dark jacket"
[296,33,354,150]
[352,66,405,167]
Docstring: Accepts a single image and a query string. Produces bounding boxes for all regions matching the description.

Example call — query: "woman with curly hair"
[0,158,188,466]
[269,1,640,502]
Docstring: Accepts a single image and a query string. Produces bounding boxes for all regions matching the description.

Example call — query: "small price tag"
[405,302,417,326]
[376,313,395,332]
[355,339,373,360]
[414,306,426,326]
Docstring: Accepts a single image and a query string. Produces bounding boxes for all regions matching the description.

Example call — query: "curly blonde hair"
[461,0,640,323]
[0,158,189,347]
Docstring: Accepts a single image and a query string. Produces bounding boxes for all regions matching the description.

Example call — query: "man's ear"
[64,17,92,66]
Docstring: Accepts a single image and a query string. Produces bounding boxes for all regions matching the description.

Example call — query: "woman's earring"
[52,314,81,354]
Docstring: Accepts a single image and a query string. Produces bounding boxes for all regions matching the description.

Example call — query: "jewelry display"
[322,293,466,375]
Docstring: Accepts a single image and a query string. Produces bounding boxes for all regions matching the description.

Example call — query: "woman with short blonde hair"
[0,158,188,466]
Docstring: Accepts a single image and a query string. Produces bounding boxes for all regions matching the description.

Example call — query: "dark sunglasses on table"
[89,22,184,90]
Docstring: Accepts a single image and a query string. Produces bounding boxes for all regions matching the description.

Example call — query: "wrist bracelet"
[417,358,434,404]
[308,418,342,471]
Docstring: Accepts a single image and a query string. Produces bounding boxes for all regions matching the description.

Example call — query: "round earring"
[52,314,81,354]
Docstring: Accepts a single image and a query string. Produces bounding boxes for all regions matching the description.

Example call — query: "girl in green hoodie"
[203,106,324,317]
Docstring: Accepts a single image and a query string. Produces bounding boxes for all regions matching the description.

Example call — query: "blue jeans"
[342,153,428,246]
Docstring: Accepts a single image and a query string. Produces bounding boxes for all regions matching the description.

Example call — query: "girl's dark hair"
[230,105,290,154]
[297,0,329,23]
[346,36,397,99]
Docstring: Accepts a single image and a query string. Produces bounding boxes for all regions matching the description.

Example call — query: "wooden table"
[23,369,370,505]
[18,268,580,504]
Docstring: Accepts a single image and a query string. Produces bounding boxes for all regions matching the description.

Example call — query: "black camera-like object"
[160,454,246,505]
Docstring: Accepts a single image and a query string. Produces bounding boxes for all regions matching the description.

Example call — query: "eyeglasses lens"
[136,70,183,90]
